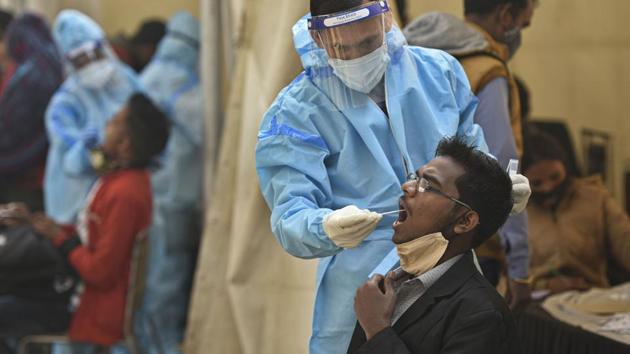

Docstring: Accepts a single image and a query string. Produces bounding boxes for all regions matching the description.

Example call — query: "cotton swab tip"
[380,210,404,216]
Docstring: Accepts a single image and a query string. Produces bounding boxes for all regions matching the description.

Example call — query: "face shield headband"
[307,1,390,31]
[66,40,105,61]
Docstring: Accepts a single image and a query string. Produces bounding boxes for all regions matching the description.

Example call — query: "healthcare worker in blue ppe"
[45,9,142,224]
[255,1,532,353]
[136,12,203,354]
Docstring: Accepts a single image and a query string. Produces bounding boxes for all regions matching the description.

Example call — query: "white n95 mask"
[78,59,116,89]
[396,232,449,276]
[328,42,390,94]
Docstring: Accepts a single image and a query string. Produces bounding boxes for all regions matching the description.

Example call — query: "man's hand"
[0,202,30,227]
[354,273,397,340]
[506,278,531,309]
[30,214,62,241]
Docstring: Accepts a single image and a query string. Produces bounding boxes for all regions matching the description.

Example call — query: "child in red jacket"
[32,93,170,351]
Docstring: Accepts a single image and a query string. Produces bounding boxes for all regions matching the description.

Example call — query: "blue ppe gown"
[137,12,203,354]
[44,10,141,224]
[255,17,488,354]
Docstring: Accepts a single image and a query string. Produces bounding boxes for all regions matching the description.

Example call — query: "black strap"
[58,235,81,259]
[454,51,515,113]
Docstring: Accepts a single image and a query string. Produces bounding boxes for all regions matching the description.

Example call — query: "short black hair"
[0,10,14,39]
[522,130,568,174]
[126,93,170,168]
[436,137,513,247]
[131,19,166,46]
[464,0,529,16]
[311,0,367,16]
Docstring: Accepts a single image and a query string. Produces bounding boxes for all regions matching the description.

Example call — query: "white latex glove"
[323,205,382,249]
[511,174,531,214]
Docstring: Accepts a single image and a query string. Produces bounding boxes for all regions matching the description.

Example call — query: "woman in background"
[523,130,630,294]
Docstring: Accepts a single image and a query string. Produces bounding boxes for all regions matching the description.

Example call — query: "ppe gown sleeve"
[475,78,529,280]
[172,83,204,147]
[442,52,489,154]
[46,94,95,176]
[256,106,341,259]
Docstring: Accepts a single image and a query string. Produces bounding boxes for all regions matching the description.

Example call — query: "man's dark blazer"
[347,251,520,354]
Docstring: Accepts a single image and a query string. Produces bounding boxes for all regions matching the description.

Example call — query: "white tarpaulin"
[185,1,316,353]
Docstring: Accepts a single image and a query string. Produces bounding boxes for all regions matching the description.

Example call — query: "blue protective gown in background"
[255,17,488,354]
[44,9,141,224]
[136,12,203,354]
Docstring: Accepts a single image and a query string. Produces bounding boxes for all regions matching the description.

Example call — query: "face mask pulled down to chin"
[89,148,118,175]
[396,232,449,276]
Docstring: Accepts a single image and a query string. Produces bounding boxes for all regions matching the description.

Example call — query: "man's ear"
[310,30,324,48]
[453,211,479,235]
[119,136,134,162]
[497,3,516,31]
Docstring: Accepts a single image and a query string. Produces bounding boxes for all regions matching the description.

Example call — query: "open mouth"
[393,199,408,227]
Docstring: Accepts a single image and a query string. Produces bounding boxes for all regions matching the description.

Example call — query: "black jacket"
[347,251,520,354]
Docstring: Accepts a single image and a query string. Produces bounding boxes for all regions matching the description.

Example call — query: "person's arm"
[499,214,529,281]
[475,77,530,281]
[473,77,517,167]
[45,94,98,176]
[603,188,630,273]
[256,110,340,259]
[65,193,144,290]
[441,52,489,154]
[171,77,204,147]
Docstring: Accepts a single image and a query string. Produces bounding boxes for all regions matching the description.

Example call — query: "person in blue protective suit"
[255,1,531,353]
[44,9,142,224]
[136,12,203,354]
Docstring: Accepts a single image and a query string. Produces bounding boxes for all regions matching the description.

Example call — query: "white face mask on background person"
[77,59,116,89]
[328,42,391,94]
[395,232,450,276]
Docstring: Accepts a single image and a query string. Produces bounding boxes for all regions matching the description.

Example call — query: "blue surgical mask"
[328,42,391,94]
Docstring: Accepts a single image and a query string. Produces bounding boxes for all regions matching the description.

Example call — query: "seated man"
[523,131,630,293]
[348,137,518,354]
[30,93,170,350]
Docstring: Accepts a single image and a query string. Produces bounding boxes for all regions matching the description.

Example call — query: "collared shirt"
[391,254,464,324]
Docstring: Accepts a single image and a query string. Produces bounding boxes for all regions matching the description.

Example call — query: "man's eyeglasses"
[409,177,475,213]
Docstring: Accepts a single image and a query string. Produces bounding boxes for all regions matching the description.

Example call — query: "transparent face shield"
[307,1,392,108]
